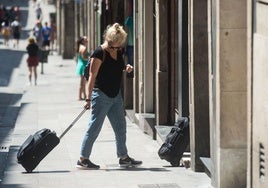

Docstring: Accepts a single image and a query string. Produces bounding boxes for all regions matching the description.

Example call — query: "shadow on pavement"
[22,170,71,174]
[0,92,23,145]
[0,49,26,87]
[0,0,29,7]
[0,93,22,109]
[0,96,22,183]
[0,184,29,188]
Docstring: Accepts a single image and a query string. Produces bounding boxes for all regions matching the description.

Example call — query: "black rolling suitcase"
[17,109,86,172]
[158,117,190,166]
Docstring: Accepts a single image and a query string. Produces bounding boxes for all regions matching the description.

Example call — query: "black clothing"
[13,25,20,39]
[91,46,125,98]
[26,43,39,57]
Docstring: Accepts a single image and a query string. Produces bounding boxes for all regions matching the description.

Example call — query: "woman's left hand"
[125,64,133,73]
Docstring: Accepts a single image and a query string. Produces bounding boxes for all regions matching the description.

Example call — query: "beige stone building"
[56,0,267,187]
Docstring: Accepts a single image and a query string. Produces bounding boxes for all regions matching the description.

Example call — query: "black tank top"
[91,46,125,98]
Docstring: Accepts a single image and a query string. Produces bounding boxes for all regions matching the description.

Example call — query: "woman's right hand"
[84,100,91,109]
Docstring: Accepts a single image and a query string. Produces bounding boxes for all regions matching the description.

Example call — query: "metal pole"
[41,50,44,74]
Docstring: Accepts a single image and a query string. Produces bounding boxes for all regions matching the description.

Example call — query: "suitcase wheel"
[26,169,33,173]
[170,160,180,167]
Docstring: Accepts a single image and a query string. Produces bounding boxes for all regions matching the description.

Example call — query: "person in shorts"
[41,22,51,50]
[26,38,39,85]
[75,36,89,100]
[11,16,21,48]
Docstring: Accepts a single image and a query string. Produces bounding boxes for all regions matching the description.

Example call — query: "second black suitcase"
[158,117,190,166]
[17,109,86,172]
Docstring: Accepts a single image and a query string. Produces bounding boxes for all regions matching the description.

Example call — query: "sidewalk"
[1,55,212,188]
[0,1,212,187]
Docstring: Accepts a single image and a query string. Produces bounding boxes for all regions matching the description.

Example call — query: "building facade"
[55,0,267,187]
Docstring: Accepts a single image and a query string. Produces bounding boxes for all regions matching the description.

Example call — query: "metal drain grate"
[138,184,181,188]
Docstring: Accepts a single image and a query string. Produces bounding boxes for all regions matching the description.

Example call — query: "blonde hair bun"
[113,23,121,31]
[104,23,127,45]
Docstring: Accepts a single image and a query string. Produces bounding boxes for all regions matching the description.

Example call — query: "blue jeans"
[80,89,128,159]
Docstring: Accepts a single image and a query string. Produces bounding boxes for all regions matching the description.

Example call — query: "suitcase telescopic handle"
[59,108,87,139]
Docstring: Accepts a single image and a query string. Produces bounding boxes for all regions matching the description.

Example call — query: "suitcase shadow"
[22,170,70,174]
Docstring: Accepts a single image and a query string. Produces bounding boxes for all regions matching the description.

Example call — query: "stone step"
[200,157,212,177]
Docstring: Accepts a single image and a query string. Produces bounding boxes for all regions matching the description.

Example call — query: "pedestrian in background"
[13,5,21,20]
[1,17,11,47]
[35,3,42,21]
[75,36,89,101]
[26,37,39,86]
[49,20,56,52]
[76,23,141,170]
[32,20,42,48]
[41,21,51,50]
[11,16,21,48]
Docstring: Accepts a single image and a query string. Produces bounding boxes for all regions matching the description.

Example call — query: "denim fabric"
[80,89,128,159]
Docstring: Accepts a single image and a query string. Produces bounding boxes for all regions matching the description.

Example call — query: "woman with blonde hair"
[26,37,39,85]
[76,23,142,169]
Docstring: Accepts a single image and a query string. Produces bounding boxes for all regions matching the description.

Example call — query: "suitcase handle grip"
[59,108,87,139]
